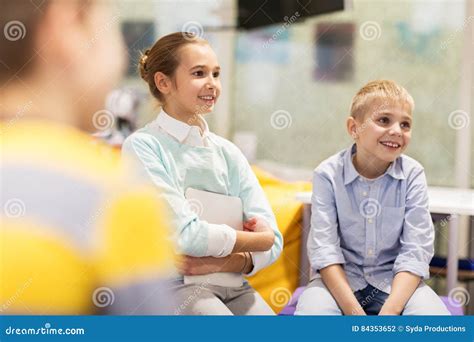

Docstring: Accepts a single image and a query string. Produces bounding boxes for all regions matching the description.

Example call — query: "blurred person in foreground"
[0,0,175,314]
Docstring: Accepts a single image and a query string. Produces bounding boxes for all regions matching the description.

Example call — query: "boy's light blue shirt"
[122,110,283,277]
[308,144,434,293]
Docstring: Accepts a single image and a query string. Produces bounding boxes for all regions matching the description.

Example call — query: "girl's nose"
[206,77,216,89]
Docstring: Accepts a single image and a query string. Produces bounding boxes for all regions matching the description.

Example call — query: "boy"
[295,80,449,315]
[1,0,174,314]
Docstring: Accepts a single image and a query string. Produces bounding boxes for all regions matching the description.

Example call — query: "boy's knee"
[403,284,450,315]
[295,284,341,315]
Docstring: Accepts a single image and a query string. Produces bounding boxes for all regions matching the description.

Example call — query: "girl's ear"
[346,116,358,139]
[154,72,172,95]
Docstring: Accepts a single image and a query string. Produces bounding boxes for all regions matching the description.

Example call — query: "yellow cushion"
[247,166,311,313]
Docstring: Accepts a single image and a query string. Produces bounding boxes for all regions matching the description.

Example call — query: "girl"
[122,32,283,315]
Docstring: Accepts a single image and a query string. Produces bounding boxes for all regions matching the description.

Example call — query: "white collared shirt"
[153,109,210,147]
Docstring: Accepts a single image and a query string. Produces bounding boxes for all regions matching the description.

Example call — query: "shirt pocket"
[337,212,363,251]
[338,206,362,230]
[379,206,405,250]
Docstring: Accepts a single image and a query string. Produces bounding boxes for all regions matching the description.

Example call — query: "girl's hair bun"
[138,49,151,81]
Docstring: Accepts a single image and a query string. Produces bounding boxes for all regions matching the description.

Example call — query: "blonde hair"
[350,80,414,120]
[138,32,208,104]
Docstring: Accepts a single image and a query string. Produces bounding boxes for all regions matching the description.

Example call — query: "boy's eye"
[377,117,389,124]
[213,71,220,78]
[401,122,411,129]
[192,71,204,77]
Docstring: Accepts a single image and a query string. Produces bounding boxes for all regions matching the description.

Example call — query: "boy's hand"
[378,304,401,315]
[379,272,421,315]
[320,264,366,315]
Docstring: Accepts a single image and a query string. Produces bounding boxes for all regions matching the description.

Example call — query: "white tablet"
[184,188,243,231]
[183,188,245,287]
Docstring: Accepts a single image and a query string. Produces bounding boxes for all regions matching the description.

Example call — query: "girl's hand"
[232,218,276,253]
[243,217,258,231]
[243,217,275,249]
[175,255,224,276]
[244,217,273,233]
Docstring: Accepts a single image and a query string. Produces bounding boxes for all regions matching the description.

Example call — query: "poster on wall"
[314,22,354,82]
[121,21,156,77]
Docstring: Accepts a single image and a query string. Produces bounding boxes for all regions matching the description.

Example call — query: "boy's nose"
[389,124,402,136]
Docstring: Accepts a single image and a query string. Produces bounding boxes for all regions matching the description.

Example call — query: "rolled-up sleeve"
[308,170,345,271]
[122,134,236,258]
[232,150,283,277]
[392,168,433,279]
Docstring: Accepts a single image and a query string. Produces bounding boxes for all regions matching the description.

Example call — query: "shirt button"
[368,218,373,223]
[362,191,368,196]
[367,249,373,256]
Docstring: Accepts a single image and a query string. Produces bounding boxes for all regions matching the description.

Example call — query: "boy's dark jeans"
[354,284,389,315]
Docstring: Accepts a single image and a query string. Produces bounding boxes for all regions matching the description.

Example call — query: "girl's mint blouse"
[122,117,283,277]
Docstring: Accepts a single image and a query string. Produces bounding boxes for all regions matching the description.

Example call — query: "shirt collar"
[154,108,209,143]
[343,144,360,185]
[343,144,405,185]
[386,157,405,180]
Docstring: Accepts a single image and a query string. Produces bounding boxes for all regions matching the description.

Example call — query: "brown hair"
[0,0,50,83]
[138,32,208,103]
[350,80,414,120]
[0,0,92,84]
